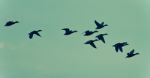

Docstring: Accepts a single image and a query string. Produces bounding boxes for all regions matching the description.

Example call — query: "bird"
[95,20,108,29]
[96,33,108,43]
[5,21,19,26]
[62,28,77,35]
[113,42,128,52]
[84,30,98,36]
[126,49,139,58]
[84,39,98,48]
[28,30,42,39]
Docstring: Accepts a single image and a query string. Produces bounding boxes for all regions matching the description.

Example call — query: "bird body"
[85,39,98,48]
[29,30,42,39]
[126,49,139,58]
[113,42,128,52]
[62,28,77,35]
[95,20,108,29]
[5,21,19,26]
[96,33,108,43]
[84,30,98,36]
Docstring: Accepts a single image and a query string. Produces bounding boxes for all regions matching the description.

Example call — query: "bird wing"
[100,37,105,43]
[35,32,41,37]
[29,33,33,39]
[101,22,104,25]
[130,49,135,54]
[114,46,119,52]
[62,28,70,34]
[95,20,101,27]
[119,47,123,52]
[89,42,96,48]
[127,52,130,56]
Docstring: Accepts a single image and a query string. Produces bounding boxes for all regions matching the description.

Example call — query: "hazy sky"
[0,0,150,78]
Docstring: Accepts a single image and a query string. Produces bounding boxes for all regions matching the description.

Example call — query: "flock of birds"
[61,20,140,58]
[4,20,139,58]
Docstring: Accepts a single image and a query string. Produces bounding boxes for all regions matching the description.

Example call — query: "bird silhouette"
[62,28,77,35]
[113,42,128,52]
[84,39,98,48]
[5,21,19,26]
[84,30,98,36]
[126,49,139,58]
[28,30,42,39]
[95,20,108,29]
[96,33,108,43]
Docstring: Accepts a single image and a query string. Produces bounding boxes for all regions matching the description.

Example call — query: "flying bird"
[113,42,128,52]
[96,33,108,43]
[62,28,77,35]
[95,20,108,29]
[84,39,98,48]
[126,49,139,58]
[5,21,19,26]
[28,30,42,39]
[84,30,98,36]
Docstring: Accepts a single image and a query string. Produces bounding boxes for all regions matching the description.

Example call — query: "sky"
[0,0,150,78]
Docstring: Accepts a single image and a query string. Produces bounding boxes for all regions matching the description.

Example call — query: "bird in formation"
[84,39,98,48]
[62,28,77,35]
[5,21,19,26]
[84,30,98,36]
[95,20,108,29]
[113,42,128,52]
[126,49,139,58]
[28,30,42,39]
[96,33,108,43]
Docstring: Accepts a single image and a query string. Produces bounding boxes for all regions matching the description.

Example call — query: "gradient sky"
[0,0,150,78]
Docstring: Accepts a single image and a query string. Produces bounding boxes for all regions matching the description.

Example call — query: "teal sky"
[0,0,150,78]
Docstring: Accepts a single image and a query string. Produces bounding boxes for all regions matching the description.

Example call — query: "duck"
[28,30,42,39]
[5,21,19,26]
[96,33,108,43]
[113,42,128,52]
[84,30,98,36]
[84,39,98,48]
[126,49,139,58]
[95,20,108,29]
[62,28,77,35]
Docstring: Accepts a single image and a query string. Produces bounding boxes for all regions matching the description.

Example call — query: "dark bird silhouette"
[113,42,128,52]
[62,28,77,35]
[95,20,108,29]
[84,39,98,48]
[96,33,108,43]
[28,30,42,39]
[5,21,19,26]
[126,49,139,58]
[84,30,98,36]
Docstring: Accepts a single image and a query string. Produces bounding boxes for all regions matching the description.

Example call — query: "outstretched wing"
[119,47,123,52]
[130,49,135,54]
[62,28,70,34]
[95,20,101,27]
[100,36,105,43]
[35,32,41,37]
[89,43,96,48]
[114,46,119,52]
